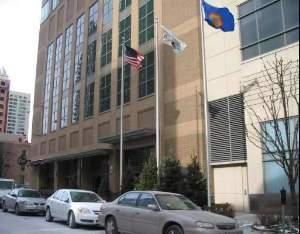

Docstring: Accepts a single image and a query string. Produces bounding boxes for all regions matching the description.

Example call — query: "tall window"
[51,35,63,132]
[119,16,131,56]
[139,51,154,98]
[42,43,54,134]
[61,25,73,128]
[87,41,97,75]
[101,30,112,66]
[139,0,154,45]
[100,74,111,112]
[103,0,113,26]
[72,14,85,124]
[239,0,299,60]
[41,1,50,22]
[85,82,95,118]
[120,0,131,11]
[88,2,98,36]
[262,117,299,193]
[52,0,61,10]
[117,65,131,106]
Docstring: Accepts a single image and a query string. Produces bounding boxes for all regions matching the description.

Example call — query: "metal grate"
[209,94,247,163]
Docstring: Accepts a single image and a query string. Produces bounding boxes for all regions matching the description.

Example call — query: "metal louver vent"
[209,94,247,163]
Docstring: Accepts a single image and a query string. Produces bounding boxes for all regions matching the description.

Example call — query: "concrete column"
[109,149,120,194]
[54,161,58,190]
[77,159,82,189]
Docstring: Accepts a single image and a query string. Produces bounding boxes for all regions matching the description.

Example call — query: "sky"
[0,0,41,140]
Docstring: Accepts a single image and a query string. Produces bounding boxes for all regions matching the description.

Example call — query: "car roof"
[126,191,181,196]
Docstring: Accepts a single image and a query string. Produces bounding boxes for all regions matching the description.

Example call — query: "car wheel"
[2,202,8,212]
[165,225,184,234]
[15,204,21,216]
[68,211,77,229]
[105,216,119,234]
[45,207,53,222]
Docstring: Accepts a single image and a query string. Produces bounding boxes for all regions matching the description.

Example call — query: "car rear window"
[18,190,41,198]
[0,181,14,190]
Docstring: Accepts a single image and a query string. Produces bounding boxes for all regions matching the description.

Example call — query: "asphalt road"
[0,211,105,234]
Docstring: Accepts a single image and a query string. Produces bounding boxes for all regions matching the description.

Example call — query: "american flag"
[125,46,145,70]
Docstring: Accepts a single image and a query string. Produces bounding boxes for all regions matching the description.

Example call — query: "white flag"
[161,25,187,54]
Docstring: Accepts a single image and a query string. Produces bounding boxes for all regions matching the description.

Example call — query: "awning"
[98,128,155,144]
[30,148,111,166]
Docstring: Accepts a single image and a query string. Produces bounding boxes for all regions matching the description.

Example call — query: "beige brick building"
[29,0,206,197]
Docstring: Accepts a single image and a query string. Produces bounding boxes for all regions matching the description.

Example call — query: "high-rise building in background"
[0,68,10,133]
[6,91,31,137]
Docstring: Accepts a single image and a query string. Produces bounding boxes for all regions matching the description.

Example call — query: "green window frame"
[119,16,131,56]
[139,0,154,45]
[120,0,131,11]
[101,30,112,66]
[139,51,155,98]
[85,82,95,118]
[117,64,131,106]
[100,74,111,113]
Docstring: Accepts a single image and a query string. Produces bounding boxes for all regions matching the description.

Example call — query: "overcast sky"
[0,0,41,140]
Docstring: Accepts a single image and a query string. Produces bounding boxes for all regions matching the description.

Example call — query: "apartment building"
[0,71,10,133]
[29,0,206,196]
[204,0,299,211]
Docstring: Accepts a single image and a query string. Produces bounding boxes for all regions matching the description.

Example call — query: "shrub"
[210,203,235,218]
[135,156,158,191]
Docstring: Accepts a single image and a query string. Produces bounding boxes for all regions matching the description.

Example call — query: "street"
[0,211,105,234]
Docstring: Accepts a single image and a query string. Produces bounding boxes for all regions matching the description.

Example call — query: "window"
[100,74,111,113]
[103,0,113,26]
[139,51,155,97]
[137,193,157,209]
[119,16,131,56]
[51,35,63,132]
[41,1,50,22]
[239,0,299,60]
[61,25,73,128]
[88,2,98,36]
[1,82,5,86]
[120,0,131,11]
[262,117,299,193]
[118,192,139,206]
[52,0,61,10]
[139,0,154,45]
[117,64,131,105]
[87,41,97,75]
[85,82,95,118]
[101,30,112,66]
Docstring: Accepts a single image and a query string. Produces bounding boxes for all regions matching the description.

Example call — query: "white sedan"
[45,189,105,228]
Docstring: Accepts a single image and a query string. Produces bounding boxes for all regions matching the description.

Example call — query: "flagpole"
[120,37,125,192]
[199,0,212,208]
[155,17,160,176]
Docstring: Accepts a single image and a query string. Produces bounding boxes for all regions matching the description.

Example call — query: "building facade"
[30,0,206,197]
[204,0,299,211]
[6,91,31,137]
[0,71,10,133]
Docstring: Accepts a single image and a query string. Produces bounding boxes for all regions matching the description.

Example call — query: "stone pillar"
[109,149,120,194]
[77,159,82,189]
[54,161,58,190]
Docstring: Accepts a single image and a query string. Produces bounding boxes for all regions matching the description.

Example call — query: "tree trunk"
[289,182,299,219]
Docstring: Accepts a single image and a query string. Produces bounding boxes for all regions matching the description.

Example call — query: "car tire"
[15,204,21,216]
[2,202,8,212]
[105,216,119,234]
[165,225,184,234]
[68,211,77,229]
[45,207,53,222]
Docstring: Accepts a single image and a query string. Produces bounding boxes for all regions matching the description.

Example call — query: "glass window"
[87,40,97,75]
[120,0,131,11]
[155,194,198,211]
[118,192,139,206]
[139,51,155,98]
[18,190,41,198]
[103,0,113,26]
[101,30,112,66]
[70,191,102,203]
[139,0,154,45]
[100,74,111,112]
[85,82,95,118]
[88,2,98,36]
[117,65,131,106]
[239,0,299,60]
[52,0,61,10]
[119,16,131,56]
[41,1,50,22]
[137,193,157,209]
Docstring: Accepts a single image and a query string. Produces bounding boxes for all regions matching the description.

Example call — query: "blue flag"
[202,0,235,32]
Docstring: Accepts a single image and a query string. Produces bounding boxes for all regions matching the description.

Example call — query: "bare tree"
[244,56,299,216]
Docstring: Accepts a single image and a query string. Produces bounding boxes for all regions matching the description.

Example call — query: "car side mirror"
[147,204,160,211]
[12,194,17,198]
[64,198,69,203]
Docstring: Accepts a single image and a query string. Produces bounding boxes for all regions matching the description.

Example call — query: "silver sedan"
[2,188,46,215]
[99,191,243,234]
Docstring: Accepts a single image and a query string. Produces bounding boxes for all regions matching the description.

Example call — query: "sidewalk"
[235,213,264,233]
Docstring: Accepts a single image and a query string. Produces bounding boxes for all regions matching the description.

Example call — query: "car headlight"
[196,221,215,229]
[78,207,92,214]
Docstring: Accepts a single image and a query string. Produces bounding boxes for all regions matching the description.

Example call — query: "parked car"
[0,178,15,208]
[99,191,243,234]
[45,189,105,228]
[2,188,46,215]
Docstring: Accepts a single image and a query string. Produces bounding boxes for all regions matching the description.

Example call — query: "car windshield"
[70,192,102,203]
[0,181,14,190]
[155,194,199,210]
[18,190,41,198]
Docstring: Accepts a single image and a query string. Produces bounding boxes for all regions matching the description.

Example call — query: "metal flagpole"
[120,37,125,191]
[199,0,212,208]
[155,17,160,175]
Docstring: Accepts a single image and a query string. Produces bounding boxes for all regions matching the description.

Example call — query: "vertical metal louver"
[209,94,247,163]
